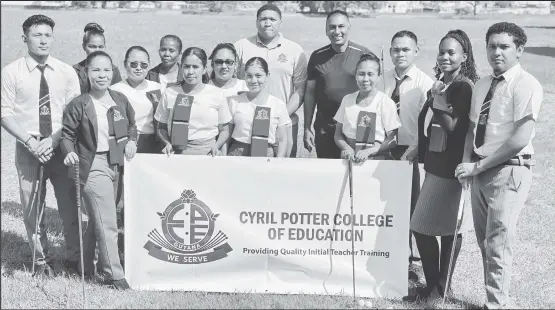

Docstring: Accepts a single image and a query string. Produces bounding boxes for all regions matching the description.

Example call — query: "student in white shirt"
[208,43,248,98]
[155,47,232,156]
[227,57,291,157]
[334,53,401,163]
[111,46,163,153]
[146,35,183,90]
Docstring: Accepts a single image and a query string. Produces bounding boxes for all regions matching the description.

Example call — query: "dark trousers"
[413,231,463,294]
[314,117,341,159]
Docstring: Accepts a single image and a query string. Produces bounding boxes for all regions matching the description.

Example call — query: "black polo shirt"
[307,41,370,123]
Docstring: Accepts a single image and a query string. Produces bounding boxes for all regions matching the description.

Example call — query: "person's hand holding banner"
[354,144,380,164]
[208,144,221,157]
[125,140,137,161]
[162,142,174,157]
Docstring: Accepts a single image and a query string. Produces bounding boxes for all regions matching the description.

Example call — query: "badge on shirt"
[146,89,162,106]
[478,114,488,125]
[355,111,376,152]
[39,105,51,116]
[251,106,271,157]
[171,94,194,148]
[277,53,288,63]
[113,109,124,122]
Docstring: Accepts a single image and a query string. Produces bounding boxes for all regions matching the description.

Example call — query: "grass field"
[1,7,555,309]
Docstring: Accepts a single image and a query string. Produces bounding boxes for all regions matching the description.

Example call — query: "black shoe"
[63,260,80,275]
[402,286,432,302]
[33,263,56,278]
[107,278,130,290]
[408,263,424,282]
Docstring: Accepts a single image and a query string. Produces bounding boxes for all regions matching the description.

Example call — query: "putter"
[348,160,356,303]
[73,162,86,309]
[31,164,45,275]
[441,179,470,307]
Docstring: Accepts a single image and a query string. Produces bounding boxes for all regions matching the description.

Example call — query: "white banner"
[124,155,412,298]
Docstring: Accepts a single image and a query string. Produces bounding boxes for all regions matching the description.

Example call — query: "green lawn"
[1,8,554,309]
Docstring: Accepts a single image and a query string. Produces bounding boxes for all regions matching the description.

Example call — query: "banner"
[124,155,412,298]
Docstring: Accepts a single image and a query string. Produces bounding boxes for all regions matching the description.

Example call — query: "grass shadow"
[1,200,65,237]
[0,230,32,276]
[525,46,555,58]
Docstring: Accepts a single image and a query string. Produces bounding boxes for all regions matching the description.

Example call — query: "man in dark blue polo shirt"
[303,10,371,158]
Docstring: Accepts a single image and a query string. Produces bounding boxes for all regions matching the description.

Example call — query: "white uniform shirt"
[381,65,433,147]
[470,63,543,156]
[110,79,162,135]
[208,79,248,98]
[334,91,401,142]
[228,93,292,145]
[154,83,232,140]
[91,95,116,152]
[1,55,80,136]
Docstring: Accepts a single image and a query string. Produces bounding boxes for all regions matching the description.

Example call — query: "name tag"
[355,111,376,152]
[251,106,271,157]
[171,94,194,148]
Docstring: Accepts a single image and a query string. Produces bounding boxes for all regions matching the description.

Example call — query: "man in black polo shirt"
[303,10,371,158]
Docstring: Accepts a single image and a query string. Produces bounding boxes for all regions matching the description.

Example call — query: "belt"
[472,152,535,167]
[96,151,109,155]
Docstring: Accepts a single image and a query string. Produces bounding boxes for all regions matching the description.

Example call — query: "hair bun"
[84,22,104,33]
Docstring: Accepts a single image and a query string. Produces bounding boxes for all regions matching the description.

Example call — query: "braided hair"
[433,29,479,83]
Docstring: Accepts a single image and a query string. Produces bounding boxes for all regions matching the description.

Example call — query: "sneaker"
[33,263,56,278]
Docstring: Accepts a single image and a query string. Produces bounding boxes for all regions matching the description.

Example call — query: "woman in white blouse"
[111,46,163,153]
[208,43,248,98]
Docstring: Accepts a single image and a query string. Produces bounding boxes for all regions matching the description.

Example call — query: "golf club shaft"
[441,179,469,307]
[348,160,356,302]
[32,164,44,274]
[381,46,386,92]
[73,163,86,309]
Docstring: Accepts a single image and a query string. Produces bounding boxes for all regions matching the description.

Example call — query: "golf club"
[441,179,470,308]
[73,162,86,309]
[348,160,356,303]
[31,164,44,275]
[380,46,386,92]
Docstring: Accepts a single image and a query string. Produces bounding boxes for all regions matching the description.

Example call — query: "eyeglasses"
[129,62,149,69]
[213,59,235,66]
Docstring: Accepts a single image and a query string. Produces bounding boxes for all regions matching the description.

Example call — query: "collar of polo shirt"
[256,32,283,49]
[393,63,417,80]
[491,62,521,82]
[25,53,53,72]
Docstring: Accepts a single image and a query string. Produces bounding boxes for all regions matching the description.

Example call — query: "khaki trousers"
[471,165,532,309]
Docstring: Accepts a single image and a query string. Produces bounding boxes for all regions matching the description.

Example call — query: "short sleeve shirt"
[334,91,401,143]
[208,79,248,98]
[307,41,370,122]
[469,64,543,156]
[228,93,292,145]
[154,83,232,141]
[110,79,162,134]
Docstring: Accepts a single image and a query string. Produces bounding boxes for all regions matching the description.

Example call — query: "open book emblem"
[113,110,124,122]
[358,114,373,127]
[255,109,269,120]
[478,114,487,125]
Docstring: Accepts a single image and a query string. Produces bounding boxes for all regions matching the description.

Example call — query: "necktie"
[475,76,504,148]
[37,64,52,137]
[391,75,408,115]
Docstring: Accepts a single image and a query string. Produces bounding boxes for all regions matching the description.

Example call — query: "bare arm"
[333,123,353,153]
[303,80,317,131]
[215,123,230,150]
[276,125,288,157]
[461,120,476,163]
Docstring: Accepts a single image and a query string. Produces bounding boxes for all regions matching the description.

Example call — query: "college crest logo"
[478,114,488,125]
[255,109,269,120]
[277,53,288,63]
[178,96,191,107]
[358,114,373,128]
[143,189,233,264]
[39,105,50,116]
[113,110,124,122]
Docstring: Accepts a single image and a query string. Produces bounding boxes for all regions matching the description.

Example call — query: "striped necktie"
[391,75,408,115]
[37,64,52,137]
[475,76,504,148]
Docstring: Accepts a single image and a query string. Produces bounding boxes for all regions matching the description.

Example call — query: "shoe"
[63,260,80,275]
[402,286,432,302]
[408,262,424,282]
[105,278,130,290]
[33,263,56,278]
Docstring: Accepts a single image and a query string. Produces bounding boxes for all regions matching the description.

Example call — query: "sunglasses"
[129,61,149,69]
[213,59,235,66]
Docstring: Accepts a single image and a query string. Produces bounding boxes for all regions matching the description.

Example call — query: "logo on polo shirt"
[277,53,288,63]
[113,110,124,122]
[255,109,269,120]
[178,96,191,107]
[40,105,50,116]
[143,189,233,264]
[359,115,373,128]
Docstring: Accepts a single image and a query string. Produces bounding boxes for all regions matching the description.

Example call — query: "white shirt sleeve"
[218,93,232,125]
[513,78,543,122]
[154,89,170,123]
[65,66,81,105]
[333,95,348,124]
[227,97,236,124]
[0,66,16,119]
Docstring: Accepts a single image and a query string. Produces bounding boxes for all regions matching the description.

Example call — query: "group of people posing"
[1,4,544,310]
